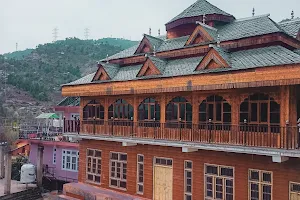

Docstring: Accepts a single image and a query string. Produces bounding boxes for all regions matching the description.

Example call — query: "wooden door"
[154,165,173,200]
[290,193,300,200]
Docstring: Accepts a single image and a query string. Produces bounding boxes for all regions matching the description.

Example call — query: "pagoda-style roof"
[106,15,284,61]
[65,46,300,86]
[167,0,233,24]
[279,18,300,38]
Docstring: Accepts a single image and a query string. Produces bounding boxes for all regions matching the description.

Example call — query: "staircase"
[0,188,42,200]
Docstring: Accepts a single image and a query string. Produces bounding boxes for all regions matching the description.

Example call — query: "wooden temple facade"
[61,0,300,199]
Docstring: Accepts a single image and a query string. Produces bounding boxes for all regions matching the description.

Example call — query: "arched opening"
[199,95,231,129]
[138,98,160,126]
[83,100,104,124]
[109,99,134,126]
[240,93,280,132]
[166,97,192,128]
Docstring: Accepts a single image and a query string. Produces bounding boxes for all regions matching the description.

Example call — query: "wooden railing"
[64,120,300,150]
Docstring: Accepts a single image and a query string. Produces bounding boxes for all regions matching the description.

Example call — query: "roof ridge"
[148,56,166,63]
[196,22,218,31]
[234,14,270,22]
[144,34,164,41]
[279,17,300,24]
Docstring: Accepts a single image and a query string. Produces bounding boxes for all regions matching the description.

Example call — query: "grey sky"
[0,0,299,54]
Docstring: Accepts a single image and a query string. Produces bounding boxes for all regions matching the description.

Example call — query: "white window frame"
[86,148,102,184]
[248,169,272,200]
[109,152,127,190]
[184,160,193,200]
[137,154,144,195]
[53,147,57,164]
[62,149,79,172]
[204,163,234,200]
[290,181,300,200]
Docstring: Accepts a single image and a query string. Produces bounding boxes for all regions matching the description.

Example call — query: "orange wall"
[79,139,300,200]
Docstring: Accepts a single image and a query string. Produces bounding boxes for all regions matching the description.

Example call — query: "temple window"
[83,100,104,123]
[199,95,231,126]
[166,97,192,127]
[138,98,160,123]
[108,99,134,121]
[240,93,280,128]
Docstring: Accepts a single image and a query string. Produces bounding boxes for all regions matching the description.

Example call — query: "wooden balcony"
[64,120,300,150]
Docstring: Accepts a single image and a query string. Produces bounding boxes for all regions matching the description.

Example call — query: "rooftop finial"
[149,27,152,36]
[106,54,109,63]
[217,34,220,47]
[158,29,161,36]
[291,10,294,19]
[203,14,206,24]
[252,8,255,17]
[153,45,156,57]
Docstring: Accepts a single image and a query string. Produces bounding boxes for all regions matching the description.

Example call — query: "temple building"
[61,0,300,199]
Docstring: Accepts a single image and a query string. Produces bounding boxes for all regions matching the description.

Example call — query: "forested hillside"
[1,37,138,102]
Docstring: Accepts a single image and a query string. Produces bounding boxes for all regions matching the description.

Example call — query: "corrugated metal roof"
[279,18,300,38]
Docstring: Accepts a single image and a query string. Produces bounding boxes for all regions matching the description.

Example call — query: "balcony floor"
[65,132,300,159]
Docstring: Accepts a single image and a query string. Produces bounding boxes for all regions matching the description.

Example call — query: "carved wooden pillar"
[280,86,290,127]
[231,94,240,126]
[133,96,138,123]
[192,93,199,125]
[104,97,109,121]
[160,94,166,123]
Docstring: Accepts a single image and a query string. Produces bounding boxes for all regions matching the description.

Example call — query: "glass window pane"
[250,103,258,122]
[260,103,268,122]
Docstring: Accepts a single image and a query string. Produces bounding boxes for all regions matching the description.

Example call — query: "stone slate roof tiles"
[279,18,300,38]
[101,62,120,79]
[57,97,80,106]
[64,46,300,86]
[217,15,283,41]
[167,0,233,24]
[144,35,164,50]
[105,15,286,61]
[148,56,167,73]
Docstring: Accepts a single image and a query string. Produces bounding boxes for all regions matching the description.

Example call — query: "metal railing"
[64,119,300,150]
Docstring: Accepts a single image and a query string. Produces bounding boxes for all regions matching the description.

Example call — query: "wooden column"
[192,93,199,125]
[231,94,240,126]
[4,151,12,195]
[133,96,138,123]
[37,145,44,188]
[104,97,109,121]
[160,94,166,123]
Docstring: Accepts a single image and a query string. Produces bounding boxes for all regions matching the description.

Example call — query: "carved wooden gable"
[185,25,215,46]
[135,37,152,54]
[92,64,110,81]
[196,48,230,70]
[137,58,161,77]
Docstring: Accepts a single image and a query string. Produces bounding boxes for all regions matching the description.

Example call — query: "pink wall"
[54,106,80,120]
[29,141,79,182]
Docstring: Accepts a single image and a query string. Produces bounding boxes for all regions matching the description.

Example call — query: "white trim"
[204,163,235,200]
[184,160,193,200]
[64,133,300,158]
[248,169,273,200]
[109,151,128,191]
[136,154,144,195]
[86,148,102,185]
[61,149,79,172]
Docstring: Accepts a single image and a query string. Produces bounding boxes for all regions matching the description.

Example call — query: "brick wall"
[78,139,300,200]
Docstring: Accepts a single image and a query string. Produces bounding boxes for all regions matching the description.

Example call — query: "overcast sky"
[0,0,299,54]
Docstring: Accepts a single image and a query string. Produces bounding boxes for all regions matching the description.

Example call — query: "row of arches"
[83,93,280,126]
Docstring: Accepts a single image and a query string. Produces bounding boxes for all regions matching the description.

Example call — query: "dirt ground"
[0,179,36,196]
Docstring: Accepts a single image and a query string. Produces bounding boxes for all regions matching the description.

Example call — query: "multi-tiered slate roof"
[64,0,300,87]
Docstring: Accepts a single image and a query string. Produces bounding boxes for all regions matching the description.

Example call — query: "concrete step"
[57,195,80,200]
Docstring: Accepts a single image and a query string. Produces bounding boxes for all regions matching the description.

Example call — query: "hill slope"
[1,37,138,101]
[0,37,138,118]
